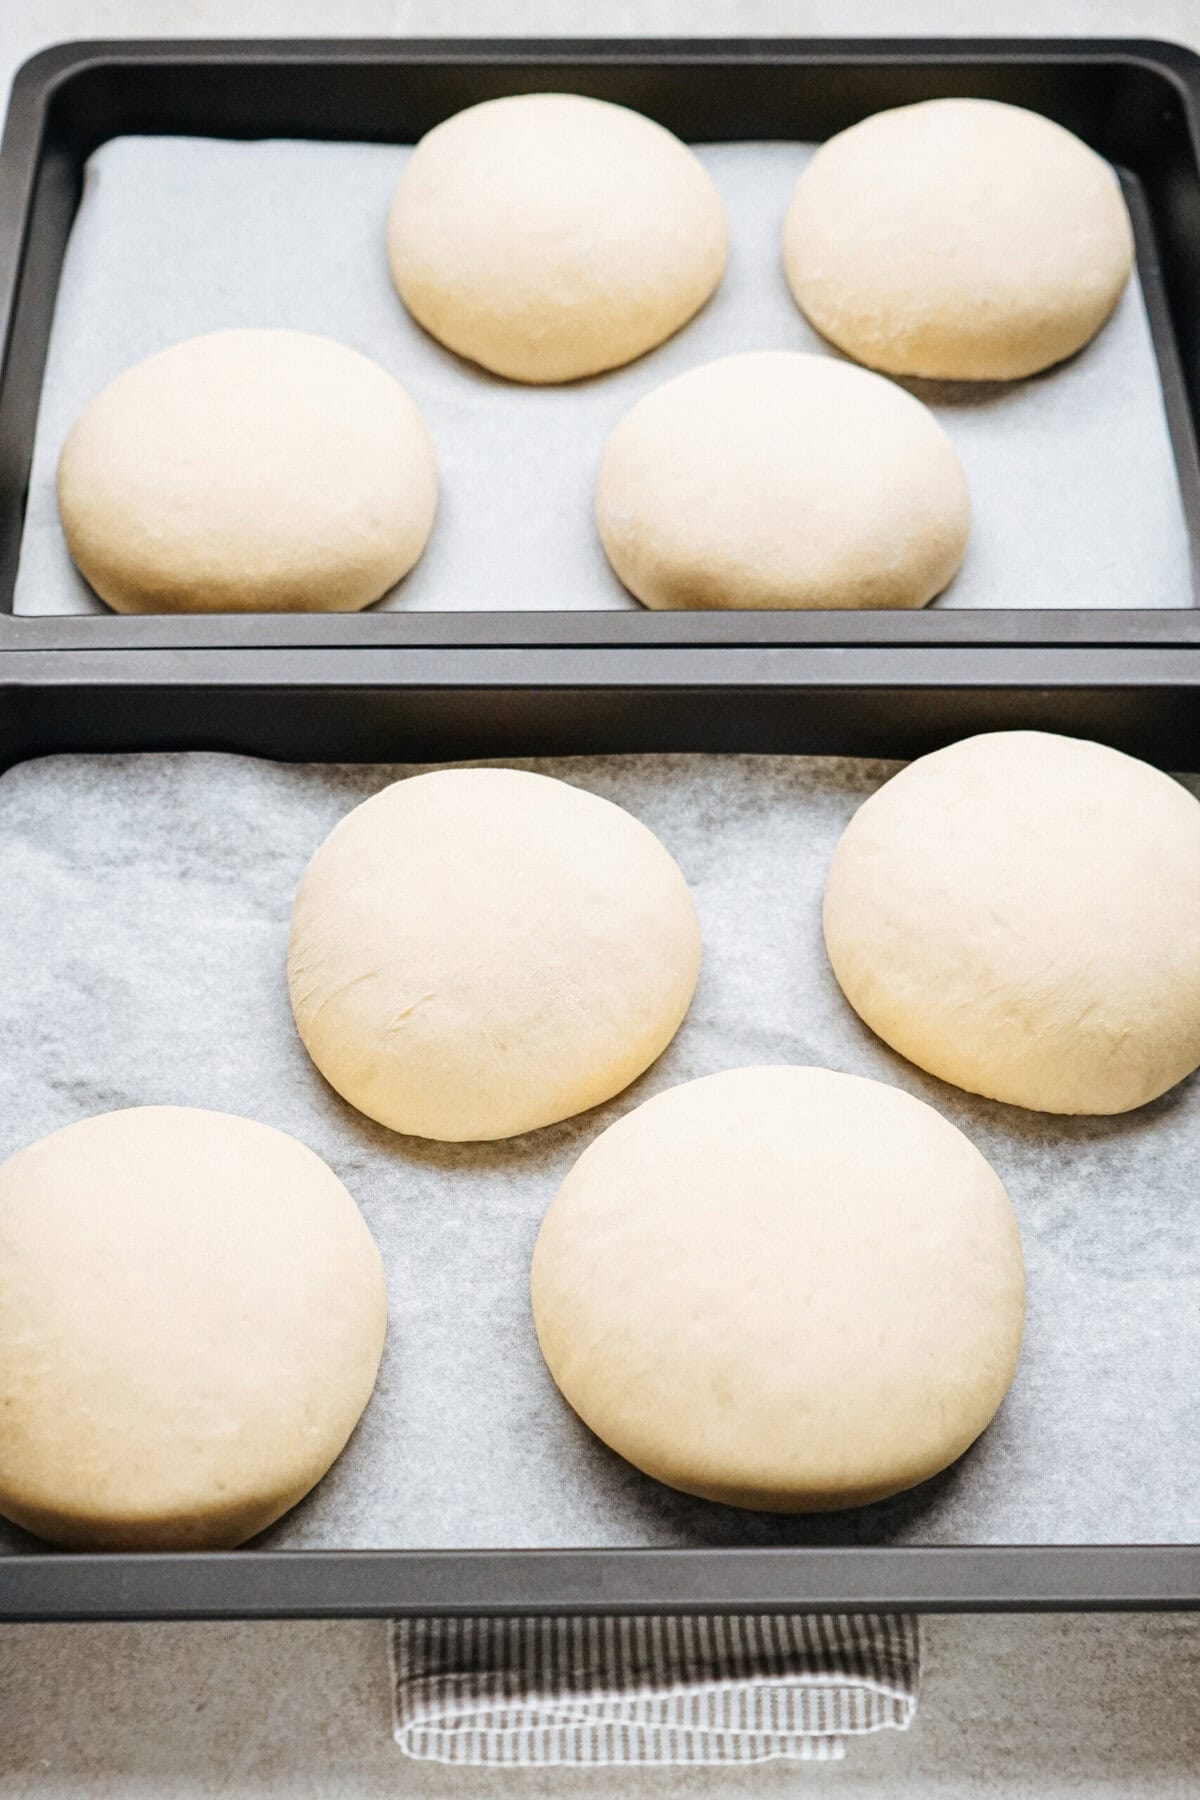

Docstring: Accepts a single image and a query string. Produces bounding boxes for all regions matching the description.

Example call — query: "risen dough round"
[0,1106,387,1550]
[596,351,969,610]
[387,93,727,382]
[783,99,1134,380]
[288,768,701,1141]
[824,731,1200,1114]
[531,1065,1023,1511]
[57,329,438,612]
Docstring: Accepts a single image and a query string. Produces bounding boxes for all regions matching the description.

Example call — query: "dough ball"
[783,99,1133,380]
[387,93,727,382]
[824,731,1200,1114]
[531,1065,1023,1512]
[0,1107,387,1550]
[288,768,701,1141]
[596,350,969,610]
[57,329,438,612]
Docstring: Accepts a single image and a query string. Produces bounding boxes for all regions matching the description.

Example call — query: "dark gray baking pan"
[1,654,1199,1620]
[2,36,1200,656]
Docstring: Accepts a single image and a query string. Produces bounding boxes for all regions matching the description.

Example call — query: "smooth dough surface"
[531,1065,1024,1512]
[57,329,438,612]
[0,1107,387,1550]
[783,99,1134,380]
[387,93,728,383]
[595,350,970,610]
[288,768,701,1141]
[824,731,1200,1114]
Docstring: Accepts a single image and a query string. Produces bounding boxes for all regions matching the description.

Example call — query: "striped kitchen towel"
[390,1613,920,1765]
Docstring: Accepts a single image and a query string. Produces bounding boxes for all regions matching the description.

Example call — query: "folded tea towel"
[390,1613,920,1765]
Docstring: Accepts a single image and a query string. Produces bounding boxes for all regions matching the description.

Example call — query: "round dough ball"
[783,99,1133,380]
[0,1107,387,1550]
[288,768,701,1141]
[596,351,969,610]
[531,1065,1023,1512]
[824,731,1200,1114]
[57,329,438,612]
[387,93,727,383]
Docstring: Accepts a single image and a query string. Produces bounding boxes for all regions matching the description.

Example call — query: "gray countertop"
[3,1614,1199,1797]
[1,3,1199,1795]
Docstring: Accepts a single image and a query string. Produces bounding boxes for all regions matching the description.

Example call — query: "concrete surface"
[1,1614,1199,1797]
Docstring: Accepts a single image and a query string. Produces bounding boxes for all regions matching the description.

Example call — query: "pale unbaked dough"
[824,731,1200,1114]
[531,1065,1024,1512]
[595,351,970,610]
[387,94,728,383]
[57,329,438,612]
[783,99,1134,381]
[0,1107,387,1550]
[288,768,701,1141]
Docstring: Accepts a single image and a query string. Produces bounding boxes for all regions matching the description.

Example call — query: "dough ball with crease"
[387,93,727,382]
[783,99,1134,380]
[288,768,701,1141]
[0,1106,387,1551]
[531,1065,1024,1512]
[823,731,1200,1113]
[57,329,437,612]
[596,350,969,610]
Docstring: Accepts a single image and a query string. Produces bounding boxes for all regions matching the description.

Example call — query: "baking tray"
[0,665,1198,1624]
[3,37,1200,655]
[9,114,1193,622]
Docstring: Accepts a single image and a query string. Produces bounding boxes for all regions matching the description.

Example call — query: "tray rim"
[3,33,1200,653]
[1,1546,1197,1622]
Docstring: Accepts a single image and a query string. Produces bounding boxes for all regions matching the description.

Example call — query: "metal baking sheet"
[11,134,1191,618]
[0,748,1193,1570]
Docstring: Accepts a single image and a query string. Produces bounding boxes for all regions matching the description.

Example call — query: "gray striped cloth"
[390,1613,920,1765]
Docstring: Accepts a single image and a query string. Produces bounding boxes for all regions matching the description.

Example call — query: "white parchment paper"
[0,749,1194,1553]
[12,135,1193,615]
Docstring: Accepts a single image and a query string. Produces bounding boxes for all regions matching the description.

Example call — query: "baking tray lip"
[7,642,1200,690]
[2,33,1200,650]
[10,613,1200,655]
[0,1545,1196,1621]
[12,34,1200,71]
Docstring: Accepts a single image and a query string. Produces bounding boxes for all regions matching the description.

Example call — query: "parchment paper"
[13,135,1193,615]
[0,749,1193,1553]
